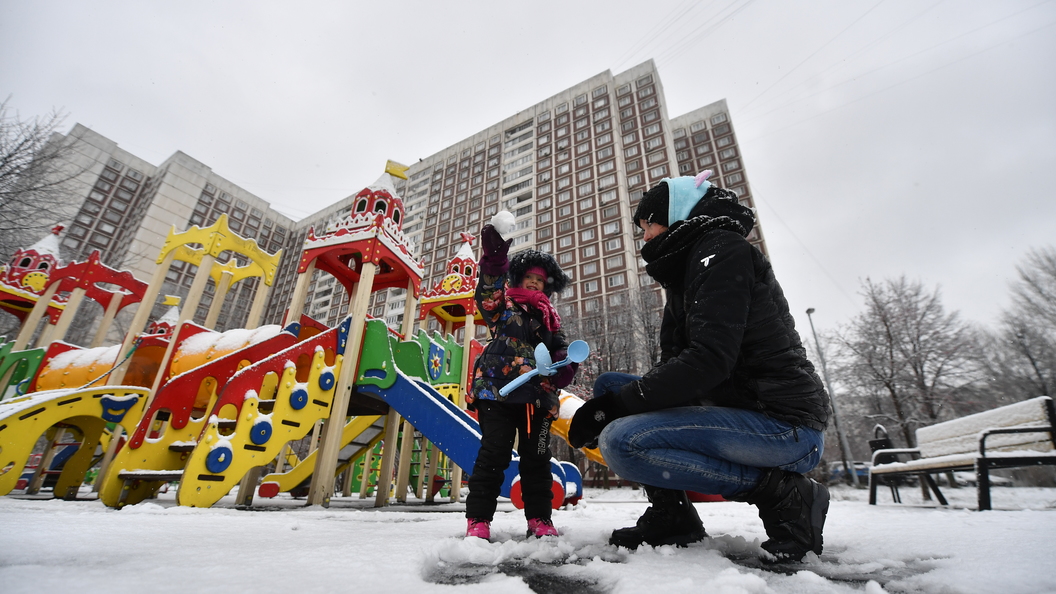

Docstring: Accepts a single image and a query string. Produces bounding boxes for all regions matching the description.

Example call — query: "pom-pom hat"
[632,170,714,228]
[509,250,570,297]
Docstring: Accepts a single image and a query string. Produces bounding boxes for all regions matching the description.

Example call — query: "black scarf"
[641,215,747,288]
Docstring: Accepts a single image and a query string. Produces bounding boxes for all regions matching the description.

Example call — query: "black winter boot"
[737,469,829,562]
[609,486,707,549]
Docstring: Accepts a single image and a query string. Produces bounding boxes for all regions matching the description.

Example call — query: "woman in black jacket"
[569,171,830,562]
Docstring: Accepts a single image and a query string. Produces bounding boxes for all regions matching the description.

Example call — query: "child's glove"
[479,224,512,275]
[550,350,578,388]
[568,391,630,449]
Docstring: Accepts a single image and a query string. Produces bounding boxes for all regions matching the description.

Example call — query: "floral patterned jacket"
[469,270,569,415]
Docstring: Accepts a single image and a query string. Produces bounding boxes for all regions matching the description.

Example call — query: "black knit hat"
[632,182,670,228]
[509,249,570,297]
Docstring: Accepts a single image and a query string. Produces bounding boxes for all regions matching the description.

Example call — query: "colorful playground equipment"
[0,164,594,511]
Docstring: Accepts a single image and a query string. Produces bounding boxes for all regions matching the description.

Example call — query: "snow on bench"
[869,396,1056,510]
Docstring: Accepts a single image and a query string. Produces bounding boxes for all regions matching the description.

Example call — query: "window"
[607,273,626,287]
[720,148,737,159]
[558,235,573,248]
[603,221,620,235]
[711,113,728,125]
[605,254,624,269]
[600,190,618,204]
[580,228,595,241]
[582,244,597,258]
[649,165,668,178]
[559,251,574,265]
[582,262,598,275]
[580,213,595,226]
[645,137,664,150]
[537,212,552,224]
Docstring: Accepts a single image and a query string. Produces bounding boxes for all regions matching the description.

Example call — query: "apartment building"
[388,60,764,370]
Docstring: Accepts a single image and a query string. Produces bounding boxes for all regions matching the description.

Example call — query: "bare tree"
[0,99,86,258]
[975,247,1056,401]
[834,277,981,449]
[1010,247,1056,329]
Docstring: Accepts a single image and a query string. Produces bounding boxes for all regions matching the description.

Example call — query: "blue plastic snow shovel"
[498,340,590,397]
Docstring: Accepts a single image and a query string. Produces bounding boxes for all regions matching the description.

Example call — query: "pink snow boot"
[526,518,559,538]
[465,518,491,539]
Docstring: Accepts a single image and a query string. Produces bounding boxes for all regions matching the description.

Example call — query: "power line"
[739,0,1053,126]
[738,12,1056,137]
[653,0,758,65]
[740,0,888,113]
[742,0,947,118]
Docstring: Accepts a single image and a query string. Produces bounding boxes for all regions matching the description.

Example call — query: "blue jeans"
[594,372,824,497]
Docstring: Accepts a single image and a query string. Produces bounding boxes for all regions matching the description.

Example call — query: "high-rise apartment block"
[29,60,763,363]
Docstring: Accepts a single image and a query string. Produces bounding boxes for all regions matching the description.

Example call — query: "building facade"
[28,60,762,366]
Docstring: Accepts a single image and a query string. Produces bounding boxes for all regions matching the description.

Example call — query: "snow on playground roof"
[177,325,284,356]
[367,173,399,195]
[455,240,475,261]
[27,232,61,259]
[46,344,120,369]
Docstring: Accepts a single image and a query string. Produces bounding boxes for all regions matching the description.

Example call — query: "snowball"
[491,210,515,237]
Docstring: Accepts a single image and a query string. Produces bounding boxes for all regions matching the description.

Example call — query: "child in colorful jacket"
[464,214,576,540]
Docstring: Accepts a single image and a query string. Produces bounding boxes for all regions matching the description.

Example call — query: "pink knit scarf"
[506,288,562,332]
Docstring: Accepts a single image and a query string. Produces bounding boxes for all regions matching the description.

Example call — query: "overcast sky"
[2,0,1054,340]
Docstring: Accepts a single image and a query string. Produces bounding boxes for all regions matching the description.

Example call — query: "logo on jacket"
[700,254,717,267]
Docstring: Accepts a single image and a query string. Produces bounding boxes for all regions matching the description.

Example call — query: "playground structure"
[0,165,598,511]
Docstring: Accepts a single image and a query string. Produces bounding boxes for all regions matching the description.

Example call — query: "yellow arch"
[159,213,282,286]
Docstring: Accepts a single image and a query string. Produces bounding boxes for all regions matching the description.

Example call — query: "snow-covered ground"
[2,483,1054,594]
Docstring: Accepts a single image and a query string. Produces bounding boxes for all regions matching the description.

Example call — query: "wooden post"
[274,444,290,474]
[47,286,87,345]
[373,410,401,507]
[12,281,60,351]
[27,427,65,495]
[341,459,355,497]
[358,449,373,499]
[33,322,57,350]
[460,313,474,409]
[309,420,322,453]
[393,280,419,501]
[106,250,176,387]
[235,467,262,507]
[394,419,415,502]
[144,254,216,409]
[244,278,272,330]
[91,292,124,348]
[306,262,375,507]
[203,270,234,329]
[282,260,315,327]
[443,318,462,503]
[418,440,431,499]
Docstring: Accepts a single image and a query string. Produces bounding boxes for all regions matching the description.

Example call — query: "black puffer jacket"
[617,196,829,431]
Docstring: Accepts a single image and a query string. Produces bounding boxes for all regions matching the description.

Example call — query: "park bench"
[868,396,1056,510]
